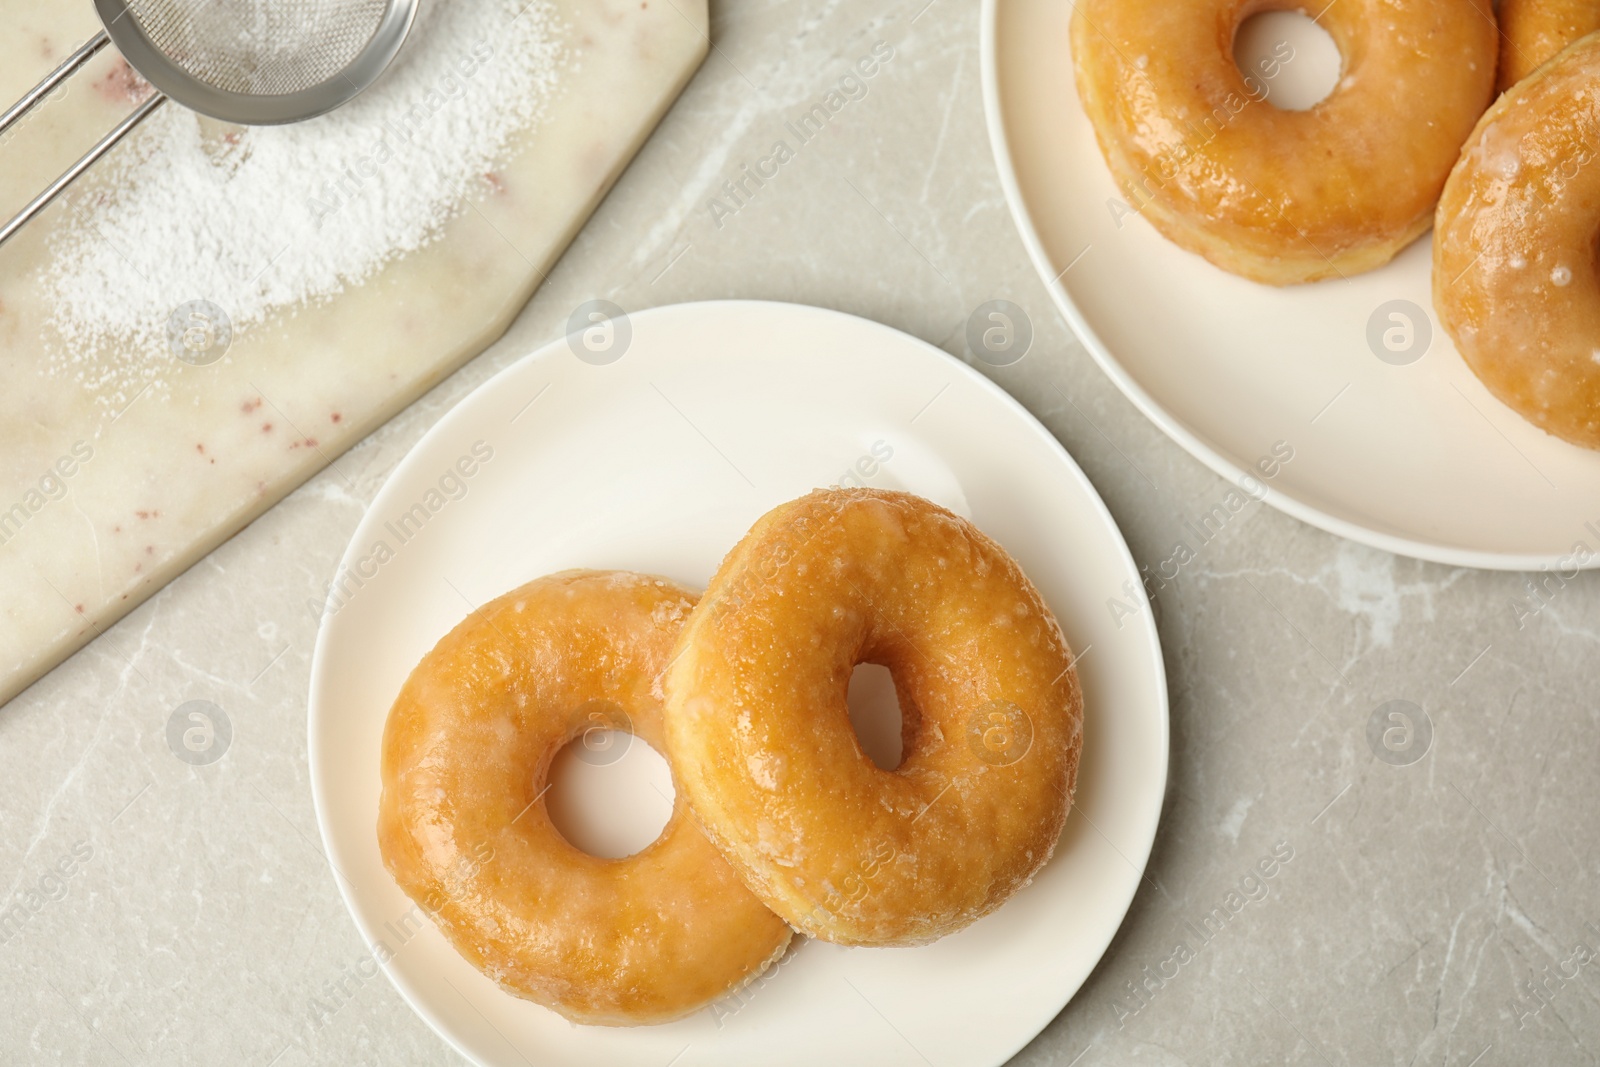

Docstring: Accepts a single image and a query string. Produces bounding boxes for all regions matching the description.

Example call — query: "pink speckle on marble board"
[95,60,149,104]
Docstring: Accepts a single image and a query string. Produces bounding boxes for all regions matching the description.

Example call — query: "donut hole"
[544,731,675,859]
[1233,10,1342,111]
[847,663,905,771]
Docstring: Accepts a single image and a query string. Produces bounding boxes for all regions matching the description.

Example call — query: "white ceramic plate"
[982,0,1600,570]
[307,301,1169,1066]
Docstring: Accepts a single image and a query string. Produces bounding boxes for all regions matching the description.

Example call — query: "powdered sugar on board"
[43,0,566,406]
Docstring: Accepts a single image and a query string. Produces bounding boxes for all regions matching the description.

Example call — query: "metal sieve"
[0,0,418,246]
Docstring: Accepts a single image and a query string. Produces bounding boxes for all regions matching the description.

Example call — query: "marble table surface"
[4,0,1597,1063]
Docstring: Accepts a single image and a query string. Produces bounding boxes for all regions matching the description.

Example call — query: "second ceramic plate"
[983,0,1600,569]
[308,301,1168,1066]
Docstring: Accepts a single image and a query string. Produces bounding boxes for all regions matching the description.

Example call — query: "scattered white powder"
[44,0,567,401]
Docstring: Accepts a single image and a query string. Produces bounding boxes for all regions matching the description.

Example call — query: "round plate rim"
[979,0,1591,573]
[306,298,1171,1067]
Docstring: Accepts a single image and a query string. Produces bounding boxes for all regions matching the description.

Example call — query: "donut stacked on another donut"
[662,489,1084,946]
[1434,31,1600,451]
[378,570,792,1026]
[1499,0,1600,90]
[1070,0,1499,284]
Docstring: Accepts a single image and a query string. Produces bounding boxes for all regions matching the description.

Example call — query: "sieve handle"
[0,30,111,140]
[0,91,166,248]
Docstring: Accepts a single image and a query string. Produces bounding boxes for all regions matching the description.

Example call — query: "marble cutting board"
[0,0,707,705]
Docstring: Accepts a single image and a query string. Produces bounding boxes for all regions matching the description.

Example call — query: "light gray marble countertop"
[4,0,1597,1063]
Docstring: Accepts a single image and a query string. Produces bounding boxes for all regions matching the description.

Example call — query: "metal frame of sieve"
[96,0,418,126]
[0,0,417,247]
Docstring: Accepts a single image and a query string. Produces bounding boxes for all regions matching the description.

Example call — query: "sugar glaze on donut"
[1498,0,1600,91]
[377,570,791,1025]
[1435,32,1600,451]
[663,489,1084,947]
[1070,0,1498,283]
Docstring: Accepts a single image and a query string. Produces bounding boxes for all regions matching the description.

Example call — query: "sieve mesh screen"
[124,0,391,96]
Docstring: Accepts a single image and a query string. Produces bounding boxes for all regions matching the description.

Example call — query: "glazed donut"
[662,489,1083,946]
[377,570,791,1025]
[1498,0,1600,90]
[1434,32,1600,451]
[1070,0,1498,284]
